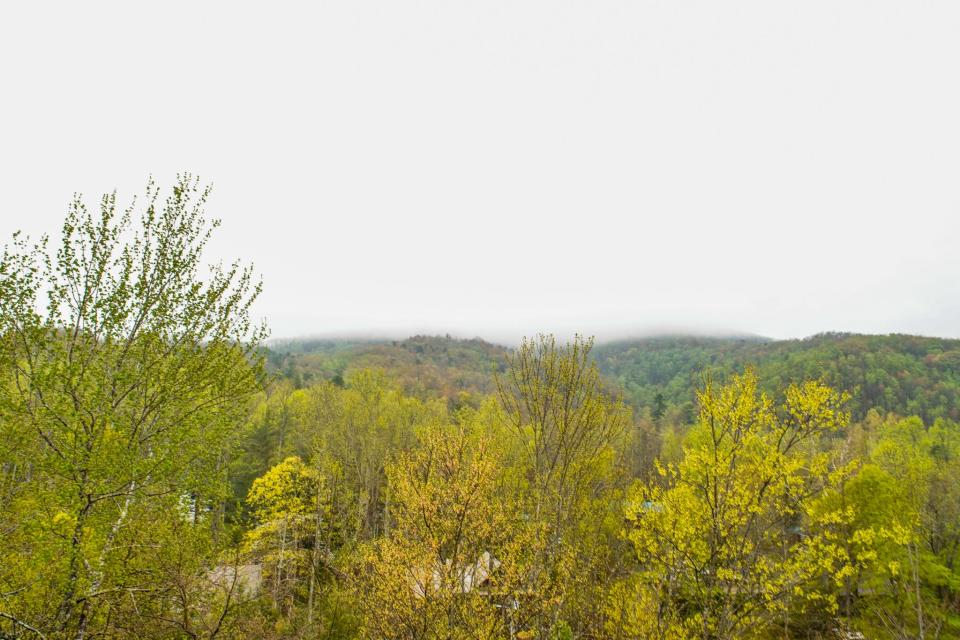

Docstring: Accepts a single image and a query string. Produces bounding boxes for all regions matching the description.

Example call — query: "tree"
[842,416,960,638]
[245,456,330,622]
[309,370,445,542]
[651,392,667,423]
[496,334,631,637]
[0,175,265,638]
[811,460,916,637]
[620,371,853,639]
[359,423,533,640]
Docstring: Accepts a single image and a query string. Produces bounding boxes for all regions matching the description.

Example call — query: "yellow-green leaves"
[622,371,853,639]
[360,423,531,640]
[248,456,324,524]
[496,335,632,637]
[0,176,265,638]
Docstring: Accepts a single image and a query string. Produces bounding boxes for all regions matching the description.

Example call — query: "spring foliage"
[2,179,960,639]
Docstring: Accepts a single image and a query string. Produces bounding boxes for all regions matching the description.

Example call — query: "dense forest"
[268,333,960,426]
[2,179,960,639]
[595,335,960,425]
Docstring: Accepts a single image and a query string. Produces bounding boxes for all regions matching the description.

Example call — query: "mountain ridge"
[266,331,960,423]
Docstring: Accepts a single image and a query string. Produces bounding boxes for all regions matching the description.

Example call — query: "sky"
[1,1,959,345]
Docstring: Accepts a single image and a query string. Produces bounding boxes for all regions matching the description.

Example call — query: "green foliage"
[0,176,264,638]
[595,333,960,424]
[267,335,509,406]
[849,416,960,637]
[5,176,960,640]
[621,371,855,639]
[496,335,633,638]
[358,423,531,640]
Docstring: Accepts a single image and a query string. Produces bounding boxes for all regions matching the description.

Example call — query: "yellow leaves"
[784,380,850,437]
[715,567,737,582]
[359,422,532,639]
[49,509,75,537]
[386,424,504,550]
[833,564,856,584]
[244,454,331,590]
[654,459,669,478]
[851,527,878,547]
[849,522,916,563]
[801,588,839,614]
[624,372,861,637]
[247,456,323,523]
[603,574,690,640]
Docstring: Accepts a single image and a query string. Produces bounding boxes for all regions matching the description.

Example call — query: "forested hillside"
[595,333,960,423]
[267,335,509,404]
[3,179,960,639]
[268,332,960,424]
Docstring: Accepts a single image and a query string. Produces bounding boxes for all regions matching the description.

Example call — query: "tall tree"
[496,334,631,637]
[0,175,265,638]
[619,371,854,639]
[245,456,330,621]
[359,422,533,640]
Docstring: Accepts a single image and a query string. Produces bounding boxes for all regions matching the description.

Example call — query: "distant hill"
[266,335,509,402]
[267,332,960,423]
[594,333,960,422]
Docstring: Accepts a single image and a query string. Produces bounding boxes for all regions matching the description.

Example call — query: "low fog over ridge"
[268,325,782,349]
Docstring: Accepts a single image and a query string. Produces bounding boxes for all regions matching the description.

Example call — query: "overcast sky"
[1,2,958,344]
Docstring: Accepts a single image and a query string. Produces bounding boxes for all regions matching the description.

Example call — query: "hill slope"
[594,333,960,422]
[267,335,509,401]
[268,332,960,422]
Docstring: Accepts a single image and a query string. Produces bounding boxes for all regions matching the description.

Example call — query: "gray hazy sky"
[2,1,959,344]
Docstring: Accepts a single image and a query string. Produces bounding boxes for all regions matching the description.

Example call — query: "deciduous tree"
[0,175,264,638]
